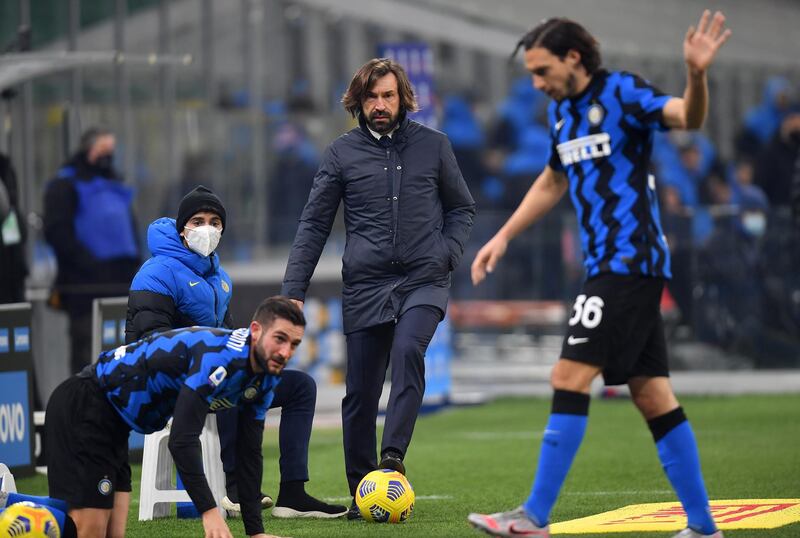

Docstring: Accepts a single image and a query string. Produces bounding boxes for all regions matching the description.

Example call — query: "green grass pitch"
[17,394,800,537]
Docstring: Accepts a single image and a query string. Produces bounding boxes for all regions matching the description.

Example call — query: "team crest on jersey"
[587,103,605,126]
[221,281,230,293]
[242,386,260,402]
[209,366,227,386]
[98,477,113,496]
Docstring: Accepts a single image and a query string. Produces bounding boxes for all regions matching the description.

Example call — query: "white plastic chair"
[138,414,226,520]
[0,463,16,494]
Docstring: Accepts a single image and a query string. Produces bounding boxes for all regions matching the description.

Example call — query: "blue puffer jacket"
[125,217,233,343]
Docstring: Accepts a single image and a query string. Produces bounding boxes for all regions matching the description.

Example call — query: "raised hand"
[684,10,732,74]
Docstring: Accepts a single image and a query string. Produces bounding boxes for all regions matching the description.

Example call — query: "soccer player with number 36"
[468,10,731,538]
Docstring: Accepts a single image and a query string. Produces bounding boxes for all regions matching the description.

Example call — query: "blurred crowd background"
[1,0,799,381]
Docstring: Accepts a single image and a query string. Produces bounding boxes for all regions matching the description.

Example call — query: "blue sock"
[523,390,590,526]
[4,492,68,513]
[649,407,717,535]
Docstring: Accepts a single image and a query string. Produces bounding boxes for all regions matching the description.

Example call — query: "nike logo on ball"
[567,336,589,345]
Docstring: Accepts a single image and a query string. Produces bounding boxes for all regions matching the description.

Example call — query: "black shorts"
[560,273,669,385]
[46,376,132,509]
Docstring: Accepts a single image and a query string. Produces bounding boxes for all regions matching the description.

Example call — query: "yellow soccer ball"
[0,501,60,538]
[355,469,415,523]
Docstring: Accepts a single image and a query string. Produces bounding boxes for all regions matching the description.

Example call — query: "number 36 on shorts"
[568,294,605,329]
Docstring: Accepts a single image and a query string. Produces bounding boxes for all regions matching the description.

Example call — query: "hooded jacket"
[125,217,233,343]
[281,116,475,333]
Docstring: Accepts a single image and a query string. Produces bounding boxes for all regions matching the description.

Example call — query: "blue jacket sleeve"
[281,144,343,300]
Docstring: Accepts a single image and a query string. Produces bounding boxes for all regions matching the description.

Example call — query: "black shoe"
[346,500,363,520]
[379,450,406,475]
[272,490,348,519]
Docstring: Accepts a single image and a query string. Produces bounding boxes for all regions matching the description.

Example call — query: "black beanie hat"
[176,185,226,233]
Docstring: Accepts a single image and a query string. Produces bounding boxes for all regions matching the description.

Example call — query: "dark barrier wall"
[0,303,35,477]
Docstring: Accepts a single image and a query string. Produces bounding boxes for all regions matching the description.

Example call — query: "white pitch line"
[459,431,544,440]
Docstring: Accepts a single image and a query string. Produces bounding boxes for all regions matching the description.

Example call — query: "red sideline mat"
[549,499,800,533]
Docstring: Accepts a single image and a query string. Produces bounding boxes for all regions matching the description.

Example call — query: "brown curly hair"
[341,58,419,118]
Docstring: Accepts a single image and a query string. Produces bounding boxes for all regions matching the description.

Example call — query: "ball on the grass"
[355,469,415,523]
[0,501,60,538]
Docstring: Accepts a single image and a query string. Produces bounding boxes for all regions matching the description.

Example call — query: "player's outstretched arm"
[684,9,731,75]
[664,9,732,130]
[471,166,568,285]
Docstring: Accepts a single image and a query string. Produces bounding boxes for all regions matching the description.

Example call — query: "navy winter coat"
[125,217,233,343]
[282,116,475,333]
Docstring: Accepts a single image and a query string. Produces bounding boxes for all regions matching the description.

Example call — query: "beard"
[366,110,399,135]
[254,337,284,375]
[564,72,577,99]
[550,73,578,102]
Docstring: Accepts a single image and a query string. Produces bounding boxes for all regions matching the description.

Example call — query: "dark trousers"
[343,304,442,495]
[218,369,317,496]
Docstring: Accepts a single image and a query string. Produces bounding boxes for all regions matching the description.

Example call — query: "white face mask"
[741,212,766,237]
[184,225,222,257]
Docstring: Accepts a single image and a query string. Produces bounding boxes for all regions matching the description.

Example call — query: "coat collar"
[358,111,410,148]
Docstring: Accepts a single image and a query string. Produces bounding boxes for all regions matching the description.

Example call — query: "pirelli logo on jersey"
[557,133,611,166]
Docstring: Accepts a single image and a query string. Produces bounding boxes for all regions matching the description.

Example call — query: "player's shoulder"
[405,119,446,140]
[150,326,232,350]
[331,129,356,148]
[132,254,179,283]
[612,70,660,91]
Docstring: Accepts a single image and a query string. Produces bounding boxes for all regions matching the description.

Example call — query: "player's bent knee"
[550,358,598,393]
[629,377,679,419]
[291,370,317,401]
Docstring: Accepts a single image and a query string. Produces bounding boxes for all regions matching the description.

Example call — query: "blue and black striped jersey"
[91,326,280,434]
[547,69,672,279]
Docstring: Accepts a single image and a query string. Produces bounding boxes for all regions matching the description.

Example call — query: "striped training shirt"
[547,69,672,279]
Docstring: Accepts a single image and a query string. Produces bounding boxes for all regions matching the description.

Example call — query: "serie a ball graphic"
[0,502,60,538]
[355,469,415,523]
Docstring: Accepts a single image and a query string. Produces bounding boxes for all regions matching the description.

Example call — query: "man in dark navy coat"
[281,58,475,518]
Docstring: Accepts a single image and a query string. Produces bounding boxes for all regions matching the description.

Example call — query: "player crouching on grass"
[45,296,346,538]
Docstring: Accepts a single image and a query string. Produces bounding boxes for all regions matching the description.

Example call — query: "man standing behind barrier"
[46,297,313,538]
[468,11,730,538]
[44,127,141,373]
[281,58,475,518]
